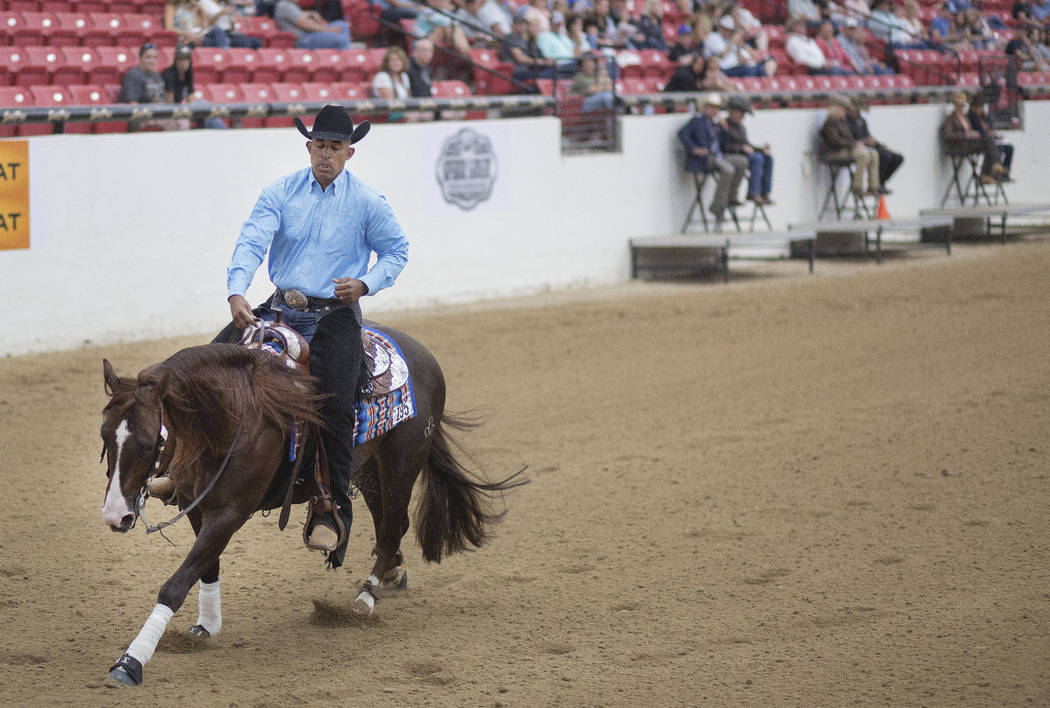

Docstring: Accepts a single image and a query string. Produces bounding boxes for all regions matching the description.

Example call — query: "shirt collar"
[308,167,348,194]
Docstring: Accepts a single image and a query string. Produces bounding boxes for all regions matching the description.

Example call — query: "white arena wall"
[2,99,1048,356]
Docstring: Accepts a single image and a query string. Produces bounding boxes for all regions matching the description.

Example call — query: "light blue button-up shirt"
[227,167,409,300]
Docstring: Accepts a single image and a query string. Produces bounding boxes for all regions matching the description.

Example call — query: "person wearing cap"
[536,10,578,61]
[703,13,776,77]
[940,91,1008,184]
[571,52,615,112]
[161,45,228,129]
[836,17,893,75]
[722,97,774,205]
[218,105,409,567]
[820,94,881,196]
[677,94,748,228]
[845,96,901,193]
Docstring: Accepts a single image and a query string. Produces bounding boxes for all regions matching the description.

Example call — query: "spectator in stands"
[1007,22,1050,70]
[721,97,773,205]
[120,43,188,131]
[967,92,1013,179]
[930,3,956,42]
[371,47,413,98]
[373,0,420,28]
[820,94,881,196]
[566,13,595,54]
[786,16,852,75]
[1032,0,1050,23]
[663,52,735,91]
[629,0,669,51]
[868,0,919,47]
[677,93,747,229]
[457,0,512,43]
[829,0,872,24]
[814,19,857,74]
[199,0,264,48]
[415,0,473,55]
[119,43,166,104]
[537,11,580,60]
[570,52,616,112]
[162,45,228,129]
[847,95,901,193]
[837,18,893,75]
[727,1,769,52]
[668,24,698,63]
[591,0,631,50]
[501,14,562,80]
[407,38,436,97]
[788,0,825,27]
[940,91,1008,185]
[273,0,352,49]
[956,6,999,49]
[704,14,776,77]
[165,0,211,47]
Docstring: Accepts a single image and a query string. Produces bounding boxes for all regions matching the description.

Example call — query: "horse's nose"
[108,514,135,533]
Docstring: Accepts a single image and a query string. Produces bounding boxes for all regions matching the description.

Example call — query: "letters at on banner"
[0,141,29,251]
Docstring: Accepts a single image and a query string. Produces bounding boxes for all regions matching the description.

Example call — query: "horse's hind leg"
[186,508,222,639]
[357,457,409,591]
[352,437,425,617]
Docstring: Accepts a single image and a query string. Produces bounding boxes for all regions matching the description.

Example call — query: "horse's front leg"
[186,507,222,640]
[106,508,245,687]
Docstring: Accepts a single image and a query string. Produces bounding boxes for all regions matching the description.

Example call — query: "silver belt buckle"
[282,289,309,311]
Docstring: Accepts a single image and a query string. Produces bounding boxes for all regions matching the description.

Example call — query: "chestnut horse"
[99,324,524,687]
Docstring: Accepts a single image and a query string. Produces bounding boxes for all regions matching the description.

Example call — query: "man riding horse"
[211,104,409,568]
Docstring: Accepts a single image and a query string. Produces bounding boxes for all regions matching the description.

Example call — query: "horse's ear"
[103,359,120,396]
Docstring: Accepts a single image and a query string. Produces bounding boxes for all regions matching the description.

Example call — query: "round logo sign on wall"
[435,128,498,211]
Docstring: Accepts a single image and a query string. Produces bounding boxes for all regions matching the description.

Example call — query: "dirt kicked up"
[0,240,1047,706]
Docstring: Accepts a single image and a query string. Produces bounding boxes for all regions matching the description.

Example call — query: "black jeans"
[213,304,364,567]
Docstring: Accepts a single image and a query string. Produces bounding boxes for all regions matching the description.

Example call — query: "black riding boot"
[308,307,365,569]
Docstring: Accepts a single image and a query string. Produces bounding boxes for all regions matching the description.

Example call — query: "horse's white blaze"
[101,419,135,526]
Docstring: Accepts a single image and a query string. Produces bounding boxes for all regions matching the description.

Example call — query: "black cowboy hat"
[294,104,370,144]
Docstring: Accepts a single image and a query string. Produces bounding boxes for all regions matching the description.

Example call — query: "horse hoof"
[105,655,142,687]
[351,594,375,618]
[382,568,408,591]
[187,625,212,639]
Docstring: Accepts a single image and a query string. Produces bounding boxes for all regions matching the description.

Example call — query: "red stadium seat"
[639,49,672,81]
[70,0,107,12]
[616,77,648,95]
[1,12,27,47]
[430,79,471,98]
[29,84,95,133]
[469,47,514,95]
[233,15,295,48]
[216,47,257,85]
[300,82,338,102]
[190,46,229,86]
[270,81,306,102]
[237,82,274,128]
[253,47,293,85]
[309,48,345,83]
[343,48,379,84]
[346,0,381,41]
[201,83,244,103]
[13,45,60,86]
[280,49,316,84]
[0,85,33,108]
[90,45,137,85]
[329,81,368,100]
[122,13,178,46]
[12,11,64,46]
[4,0,41,12]
[53,45,99,85]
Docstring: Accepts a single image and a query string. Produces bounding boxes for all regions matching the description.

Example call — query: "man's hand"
[333,278,368,303]
[228,294,257,330]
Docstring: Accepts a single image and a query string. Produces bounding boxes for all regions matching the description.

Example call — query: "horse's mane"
[144,344,323,471]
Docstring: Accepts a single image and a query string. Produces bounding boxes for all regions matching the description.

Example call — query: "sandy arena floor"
[0,240,1047,706]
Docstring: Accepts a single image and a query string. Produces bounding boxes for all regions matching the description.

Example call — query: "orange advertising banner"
[0,140,29,251]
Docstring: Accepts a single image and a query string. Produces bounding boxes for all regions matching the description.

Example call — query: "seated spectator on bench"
[668,24,699,63]
[728,1,769,52]
[536,11,580,61]
[967,92,1013,180]
[814,19,857,75]
[199,0,263,48]
[408,38,436,98]
[416,0,473,56]
[837,18,893,75]
[820,94,881,196]
[500,14,567,81]
[704,14,776,77]
[722,97,774,205]
[371,47,412,98]
[677,93,748,229]
[273,0,351,49]
[119,43,189,131]
[847,95,900,194]
[940,91,1008,185]
[590,0,631,51]
[788,0,824,26]
[786,16,853,75]
[663,53,736,92]
[165,0,210,47]
[565,13,595,54]
[1006,23,1050,71]
[627,0,669,51]
[373,0,420,27]
[570,52,616,112]
[457,0,512,44]
[162,44,228,129]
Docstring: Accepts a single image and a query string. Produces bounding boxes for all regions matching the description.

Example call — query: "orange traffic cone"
[876,194,890,220]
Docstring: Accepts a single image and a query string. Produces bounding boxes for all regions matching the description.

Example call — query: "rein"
[138,412,242,535]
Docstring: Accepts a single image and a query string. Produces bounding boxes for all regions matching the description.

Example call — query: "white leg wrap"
[354,574,380,613]
[196,579,222,636]
[126,604,174,666]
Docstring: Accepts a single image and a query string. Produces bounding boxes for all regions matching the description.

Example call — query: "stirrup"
[146,475,176,503]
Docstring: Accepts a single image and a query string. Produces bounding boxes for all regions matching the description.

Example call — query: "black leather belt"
[273,288,341,313]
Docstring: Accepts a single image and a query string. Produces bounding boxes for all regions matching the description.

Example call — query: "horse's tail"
[414,413,528,564]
